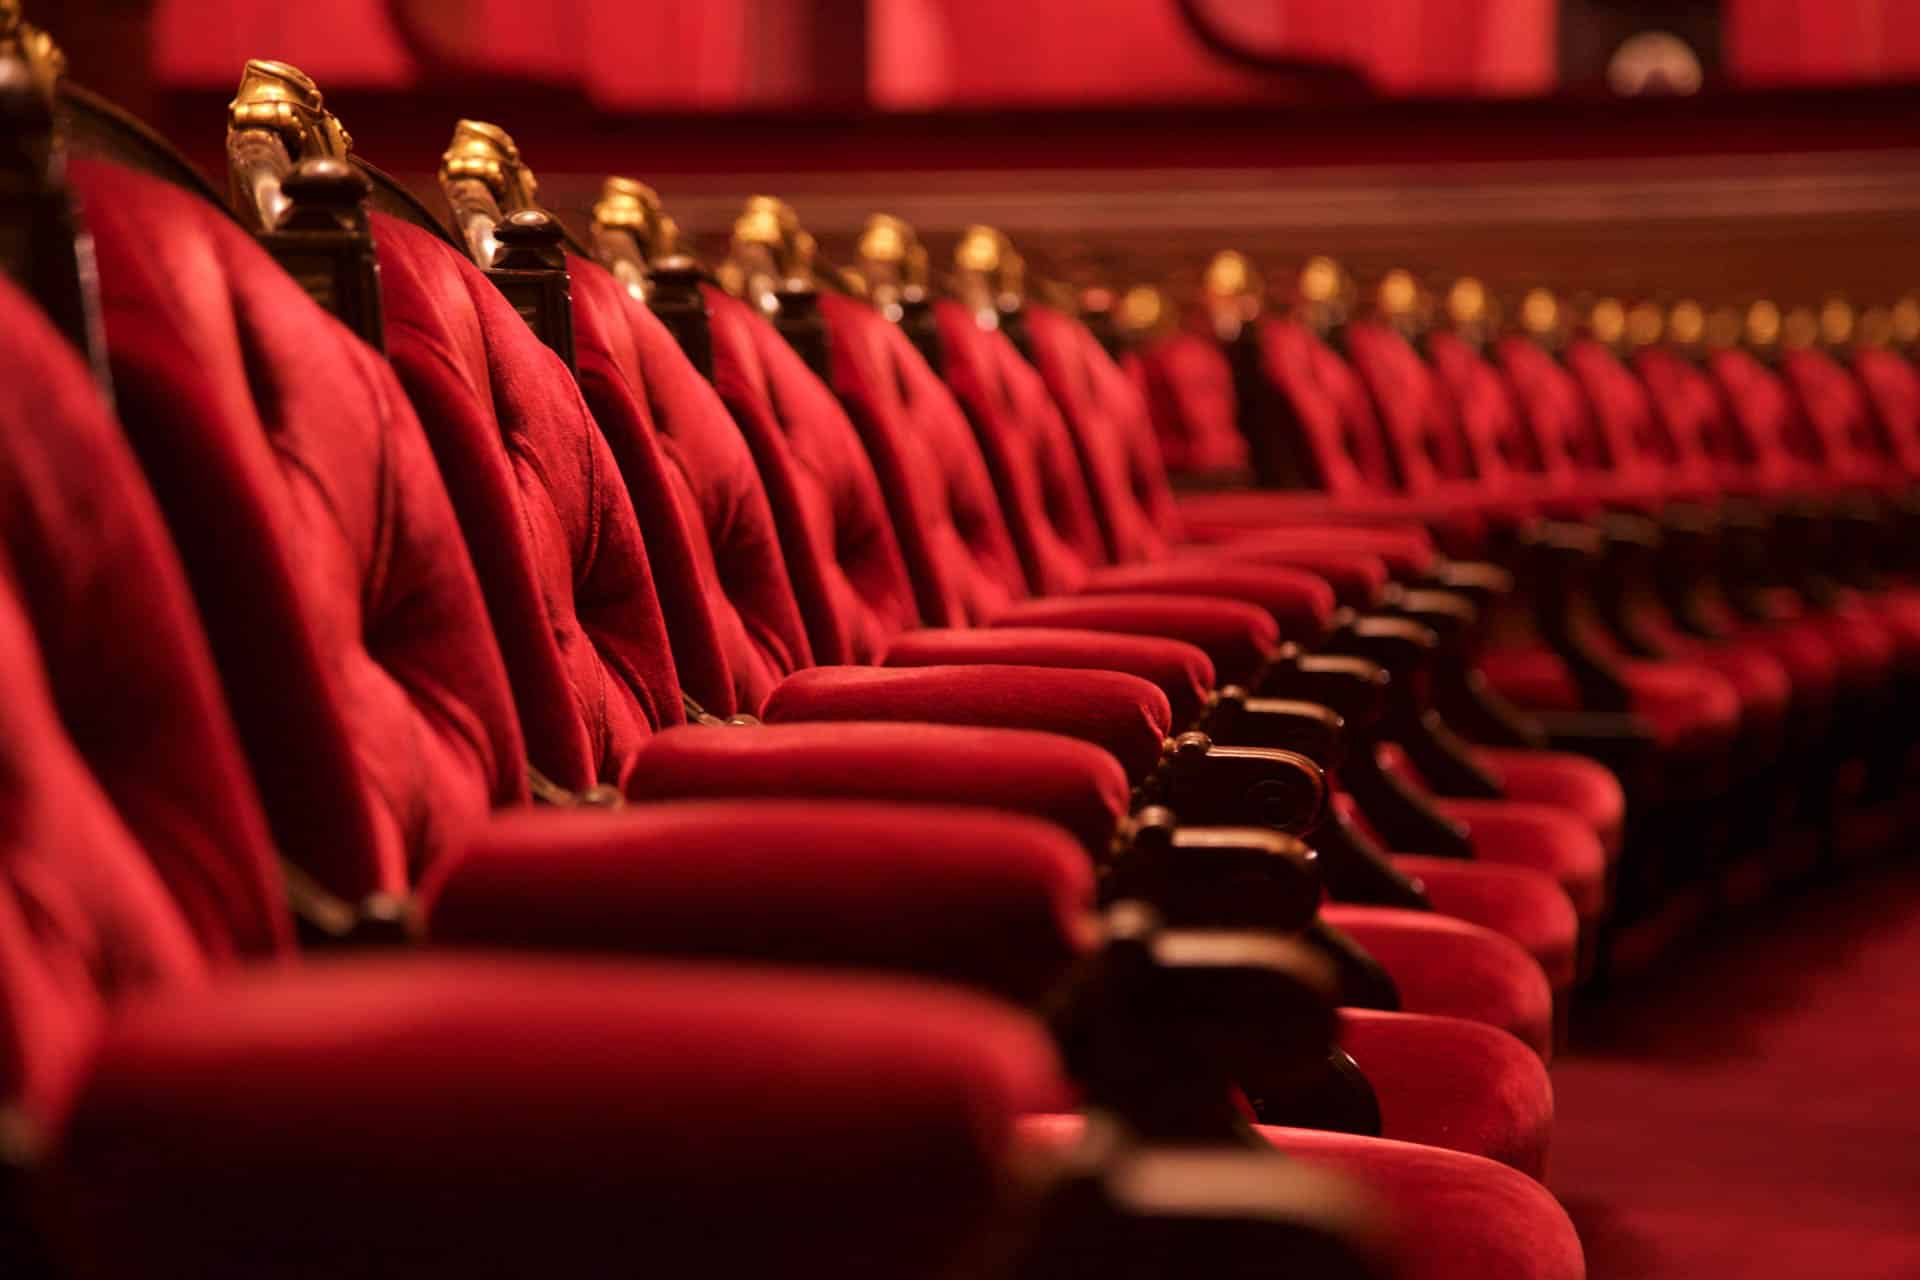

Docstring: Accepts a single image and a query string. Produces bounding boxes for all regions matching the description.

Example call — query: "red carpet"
[1551,859,1920,1278]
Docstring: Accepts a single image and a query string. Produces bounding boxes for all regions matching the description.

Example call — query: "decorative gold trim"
[228,59,351,160]
[440,119,539,213]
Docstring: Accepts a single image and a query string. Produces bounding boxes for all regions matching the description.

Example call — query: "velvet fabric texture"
[884,627,1215,728]
[990,592,1278,688]
[1019,1114,1587,1280]
[1130,330,1254,475]
[626,721,1133,855]
[763,663,1173,781]
[569,258,814,715]
[1389,856,1581,994]
[0,277,287,967]
[1339,1008,1555,1179]
[75,159,526,902]
[1320,905,1556,1059]
[43,957,1062,1278]
[420,801,1096,1004]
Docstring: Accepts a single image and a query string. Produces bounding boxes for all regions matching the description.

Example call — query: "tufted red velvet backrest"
[1493,336,1607,480]
[1707,347,1821,493]
[0,277,288,970]
[1563,338,1681,479]
[1024,304,1182,561]
[75,159,523,905]
[0,563,211,1137]
[1779,346,1897,490]
[1343,320,1472,491]
[1632,346,1756,495]
[704,286,920,665]
[1852,347,1920,477]
[0,275,283,1135]
[933,300,1107,596]
[373,214,685,792]
[1128,332,1252,477]
[569,261,813,715]
[820,292,1028,627]
[1253,318,1397,497]
[1424,329,1536,481]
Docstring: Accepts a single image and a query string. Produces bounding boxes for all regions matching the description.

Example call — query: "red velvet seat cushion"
[1478,646,1742,756]
[1165,544,1390,610]
[1069,560,1337,642]
[883,627,1214,728]
[1339,1008,1555,1180]
[1019,1114,1586,1280]
[1389,855,1581,994]
[1472,747,1628,865]
[1176,488,1494,559]
[1430,798,1610,926]
[990,592,1278,687]
[1318,905,1556,1059]
[761,663,1171,781]
[419,801,1095,1004]
[1256,1127,1585,1280]
[44,957,1061,1278]
[626,721,1131,855]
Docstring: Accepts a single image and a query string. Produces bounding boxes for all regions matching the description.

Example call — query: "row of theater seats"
[2,9,1912,1274]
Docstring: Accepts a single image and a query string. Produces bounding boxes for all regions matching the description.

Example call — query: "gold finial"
[1299,256,1344,305]
[859,213,912,266]
[1446,277,1487,327]
[1817,298,1855,348]
[1744,299,1781,348]
[0,0,63,105]
[856,214,928,315]
[593,177,676,257]
[1625,301,1663,348]
[1377,268,1418,318]
[1519,288,1559,338]
[1891,294,1920,346]
[955,224,1005,276]
[733,194,791,250]
[1203,251,1255,300]
[228,59,352,159]
[1780,305,1817,350]
[1669,299,1706,346]
[441,119,539,212]
[1589,297,1626,346]
[1115,284,1168,338]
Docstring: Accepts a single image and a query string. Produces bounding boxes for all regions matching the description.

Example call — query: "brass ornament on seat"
[1743,299,1782,350]
[1518,287,1560,341]
[590,176,683,301]
[952,224,1025,331]
[1625,301,1664,349]
[1668,299,1706,347]
[0,0,63,107]
[855,212,930,321]
[1588,297,1626,347]
[1817,298,1854,348]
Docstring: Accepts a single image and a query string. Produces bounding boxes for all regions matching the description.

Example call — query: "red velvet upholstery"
[884,627,1215,728]
[1853,347,1920,477]
[373,211,688,792]
[1340,1008,1555,1179]
[1260,1127,1585,1280]
[420,801,1096,1003]
[44,957,1061,1278]
[1475,747,1627,864]
[1128,330,1253,475]
[1479,647,1743,756]
[626,721,1133,855]
[991,592,1278,687]
[570,259,814,714]
[75,159,526,902]
[1320,904,1556,1059]
[707,285,921,665]
[0,558,210,1135]
[1429,799,1609,926]
[1021,1114,1587,1280]
[823,291,1029,627]
[1390,856,1581,994]
[0,276,288,967]
[763,663,1173,781]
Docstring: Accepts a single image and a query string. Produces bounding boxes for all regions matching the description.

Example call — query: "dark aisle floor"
[1550,858,1920,1278]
